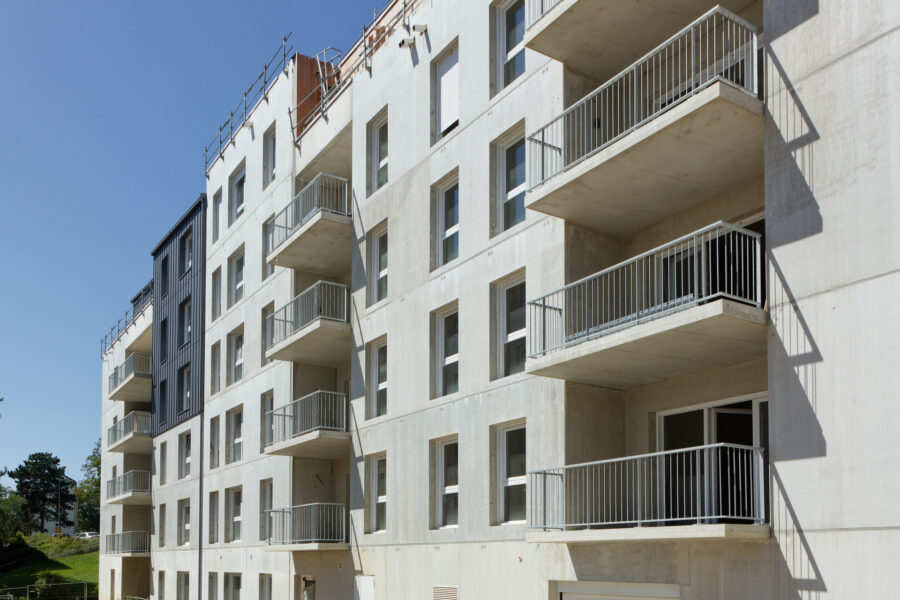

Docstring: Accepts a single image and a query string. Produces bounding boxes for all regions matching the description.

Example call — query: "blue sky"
[0,0,377,485]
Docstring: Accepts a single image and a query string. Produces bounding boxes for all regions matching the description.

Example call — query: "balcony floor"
[526,82,763,238]
[108,434,153,455]
[526,298,766,389]
[109,373,151,402]
[268,211,353,276]
[265,429,351,459]
[525,0,758,82]
[526,523,770,544]
[296,87,352,182]
[106,491,152,505]
[266,319,352,367]
[263,542,350,552]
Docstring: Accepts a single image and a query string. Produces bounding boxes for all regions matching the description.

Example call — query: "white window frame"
[182,231,193,274]
[497,422,526,524]
[178,364,191,413]
[226,408,243,464]
[180,299,192,346]
[158,571,165,600]
[498,0,526,89]
[178,431,191,479]
[258,575,272,600]
[209,416,220,469]
[369,340,387,418]
[159,442,167,486]
[499,136,527,232]
[438,182,460,266]
[259,479,273,541]
[177,499,190,546]
[262,124,276,188]
[211,268,222,320]
[212,189,222,243]
[436,308,459,397]
[226,487,242,542]
[498,277,526,378]
[158,503,166,547]
[435,439,459,528]
[260,305,274,366]
[435,44,460,140]
[369,455,387,533]
[176,572,189,600]
[208,573,218,600]
[370,114,388,193]
[210,342,221,396]
[261,217,275,279]
[228,250,245,307]
[369,226,388,304]
[208,490,219,544]
[229,165,246,225]
[224,574,241,600]
[227,329,244,385]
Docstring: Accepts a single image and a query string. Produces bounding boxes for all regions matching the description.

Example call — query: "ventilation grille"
[433,586,458,600]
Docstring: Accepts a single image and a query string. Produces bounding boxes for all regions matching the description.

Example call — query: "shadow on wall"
[764,0,819,43]
[771,467,827,599]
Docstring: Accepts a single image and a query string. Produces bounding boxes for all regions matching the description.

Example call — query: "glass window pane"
[505,283,526,333]
[443,186,459,228]
[443,313,458,356]
[376,459,386,495]
[375,502,386,531]
[376,389,387,416]
[377,346,387,384]
[442,233,458,264]
[504,51,525,86]
[504,338,526,376]
[503,192,525,230]
[505,428,526,477]
[504,484,526,521]
[443,443,458,486]
[442,362,459,396]
[505,140,526,192]
[505,0,525,51]
[378,123,388,160]
[378,234,388,270]
[377,164,388,188]
[441,493,458,527]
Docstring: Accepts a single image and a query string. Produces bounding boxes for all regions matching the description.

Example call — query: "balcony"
[107,412,152,454]
[264,391,350,459]
[524,0,757,82]
[106,470,151,505]
[266,174,352,276]
[527,443,769,544]
[265,281,351,367]
[105,531,151,556]
[526,223,766,389]
[526,8,762,237]
[108,352,152,402]
[264,503,348,551]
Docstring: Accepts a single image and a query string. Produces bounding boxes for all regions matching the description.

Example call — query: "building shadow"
[764,0,820,42]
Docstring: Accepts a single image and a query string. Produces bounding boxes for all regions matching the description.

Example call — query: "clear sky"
[0,0,379,486]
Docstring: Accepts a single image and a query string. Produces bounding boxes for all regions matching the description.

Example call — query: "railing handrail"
[100,285,153,355]
[266,281,349,349]
[265,390,348,445]
[105,530,150,553]
[106,470,151,498]
[108,351,153,392]
[265,502,346,545]
[267,173,350,254]
[530,221,759,304]
[530,442,762,474]
[266,501,345,512]
[108,411,152,445]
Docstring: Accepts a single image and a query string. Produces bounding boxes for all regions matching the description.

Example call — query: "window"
[227,328,244,385]
[180,230,193,275]
[260,304,274,366]
[259,479,273,541]
[497,424,526,523]
[434,44,459,141]
[368,112,388,194]
[160,257,169,297]
[258,575,272,600]
[179,299,192,346]
[228,249,245,306]
[369,226,388,304]
[208,573,218,600]
[262,124,276,187]
[261,218,275,279]
[159,441,167,485]
[224,574,241,600]
[500,137,526,231]
[211,268,222,320]
[497,278,526,377]
[158,379,168,425]
[177,499,190,546]
[229,164,246,225]
[437,183,459,266]
[210,342,221,396]
[160,319,169,363]
[498,0,525,88]
[368,455,387,533]
[436,439,459,527]
[177,365,191,413]
[435,309,459,397]
[212,189,222,243]
[226,408,243,464]
[299,577,316,600]
[209,416,220,469]
[369,340,387,418]
[209,491,219,544]
[226,487,242,542]
[176,573,188,600]
[158,571,165,600]
[178,431,192,478]
[260,390,274,451]
[158,504,166,547]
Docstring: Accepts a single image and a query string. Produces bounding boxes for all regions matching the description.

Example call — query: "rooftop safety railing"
[106,470,151,500]
[525,0,562,29]
[100,282,153,355]
[107,412,151,448]
[266,173,350,254]
[105,531,150,554]
[108,352,152,394]
[204,34,295,172]
[265,281,348,350]
[528,222,761,357]
[266,503,346,545]
[526,6,759,189]
[529,443,765,530]
[265,391,348,448]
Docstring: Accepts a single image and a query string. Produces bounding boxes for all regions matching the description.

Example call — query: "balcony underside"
[296,88,352,182]
[526,298,766,390]
[267,212,353,276]
[525,0,758,82]
[109,374,151,402]
[263,542,350,552]
[526,523,770,544]
[106,491,152,506]
[265,429,351,459]
[266,320,352,367]
[125,320,153,354]
[526,83,763,237]
[110,551,151,558]
[108,435,153,454]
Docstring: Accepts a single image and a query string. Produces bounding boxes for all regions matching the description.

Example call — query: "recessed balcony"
[264,391,350,459]
[264,503,349,552]
[525,8,763,237]
[107,412,152,454]
[265,281,351,367]
[527,443,769,544]
[106,470,151,505]
[526,222,766,389]
[105,531,150,557]
[524,0,758,82]
[266,173,352,277]
[108,352,152,402]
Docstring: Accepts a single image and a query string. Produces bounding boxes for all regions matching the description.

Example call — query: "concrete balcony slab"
[267,210,353,276]
[107,433,153,455]
[262,542,350,552]
[526,523,770,544]
[295,87,352,182]
[109,373,151,403]
[266,319,351,367]
[265,429,351,460]
[106,490,152,506]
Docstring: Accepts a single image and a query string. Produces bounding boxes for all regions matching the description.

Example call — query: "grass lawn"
[0,551,98,590]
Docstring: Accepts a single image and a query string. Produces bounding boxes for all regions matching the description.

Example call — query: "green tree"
[0,485,31,544]
[76,439,101,531]
[8,453,76,532]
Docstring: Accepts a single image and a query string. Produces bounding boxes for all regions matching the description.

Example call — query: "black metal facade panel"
[151,196,207,437]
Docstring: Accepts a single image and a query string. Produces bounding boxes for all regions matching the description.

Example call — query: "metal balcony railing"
[106,470,151,500]
[107,412,152,447]
[267,174,350,254]
[526,6,759,189]
[528,222,761,357]
[100,282,152,355]
[105,531,150,554]
[265,391,348,448]
[525,0,562,29]
[108,352,152,393]
[529,443,765,530]
[265,281,348,350]
[265,503,346,545]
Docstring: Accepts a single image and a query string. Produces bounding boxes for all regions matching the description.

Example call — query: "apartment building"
[100,0,900,598]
